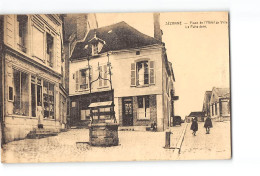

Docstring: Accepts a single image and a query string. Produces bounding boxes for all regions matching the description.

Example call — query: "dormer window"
[88,32,105,56]
[92,44,98,55]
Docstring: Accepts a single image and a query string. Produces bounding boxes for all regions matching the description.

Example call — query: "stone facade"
[68,19,176,131]
[1,15,67,143]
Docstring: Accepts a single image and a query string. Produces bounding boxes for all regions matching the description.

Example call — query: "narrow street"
[177,121,231,160]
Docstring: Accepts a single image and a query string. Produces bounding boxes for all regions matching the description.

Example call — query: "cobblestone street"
[1,125,185,163]
[1,122,231,163]
[177,121,231,160]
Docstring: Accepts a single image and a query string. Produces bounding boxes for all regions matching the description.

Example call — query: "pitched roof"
[214,87,230,99]
[70,21,161,60]
[188,111,205,117]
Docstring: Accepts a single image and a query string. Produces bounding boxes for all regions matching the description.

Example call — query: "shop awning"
[88,101,113,108]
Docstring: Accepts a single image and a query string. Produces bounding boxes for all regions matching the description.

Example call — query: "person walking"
[204,116,213,134]
[190,117,198,136]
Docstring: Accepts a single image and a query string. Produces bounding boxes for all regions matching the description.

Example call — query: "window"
[137,61,149,85]
[75,71,79,91]
[212,104,214,116]
[78,68,91,90]
[43,81,55,119]
[8,86,14,101]
[17,15,28,53]
[13,69,29,116]
[46,33,54,67]
[131,61,155,86]
[99,66,103,87]
[227,101,230,114]
[31,76,42,117]
[215,103,217,115]
[219,101,222,115]
[81,109,91,121]
[71,102,76,107]
[92,44,98,55]
[98,65,108,88]
[137,96,150,119]
[32,26,44,61]
[103,65,108,86]
[37,78,42,106]
[80,69,87,89]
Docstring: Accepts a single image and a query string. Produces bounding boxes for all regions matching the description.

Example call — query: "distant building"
[186,111,205,123]
[202,91,212,117]
[209,87,230,121]
[67,14,177,131]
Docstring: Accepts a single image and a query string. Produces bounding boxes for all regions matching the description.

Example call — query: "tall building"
[68,15,177,131]
[0,14,67,143]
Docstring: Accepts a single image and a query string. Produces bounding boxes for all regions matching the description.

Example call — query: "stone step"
[118,126,148,132]
[26,128,59,139]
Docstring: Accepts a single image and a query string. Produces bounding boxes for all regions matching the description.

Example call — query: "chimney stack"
[153,13,162,42]
[76,14,88,41]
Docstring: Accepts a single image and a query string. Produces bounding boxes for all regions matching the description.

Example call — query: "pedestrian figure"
[204,116,213,134]
[37,102,44,129]
[151,121,157,131]
[190,117,198,136]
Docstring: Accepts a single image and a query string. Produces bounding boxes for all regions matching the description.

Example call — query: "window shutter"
[75,71,79,91]
[99,66,103,87]
[56,34,61,72]
[104,65,107,86]
[90,67,93,82]
[5,15,15,47]
[149,61,155,84]
[131,63,136,86]
[32,26,44,60]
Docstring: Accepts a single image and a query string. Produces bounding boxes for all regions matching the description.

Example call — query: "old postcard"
[0,12,231,163]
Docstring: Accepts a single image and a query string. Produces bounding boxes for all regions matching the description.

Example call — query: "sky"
[96,12,230,118]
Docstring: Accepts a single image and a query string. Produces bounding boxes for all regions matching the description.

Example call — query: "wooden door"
[122,97,133,126]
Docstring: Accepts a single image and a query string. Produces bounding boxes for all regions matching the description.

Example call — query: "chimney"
[153,13,162,42]
[76,14,88,41]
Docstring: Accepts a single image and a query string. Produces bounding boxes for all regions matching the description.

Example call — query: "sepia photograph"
[0,11,231,163]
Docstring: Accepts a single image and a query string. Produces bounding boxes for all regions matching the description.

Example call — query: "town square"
[0,12,230,163]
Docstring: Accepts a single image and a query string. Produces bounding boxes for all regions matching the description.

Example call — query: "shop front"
[3,53,65,143]
[118,94,157,128]
[69,90,113,128]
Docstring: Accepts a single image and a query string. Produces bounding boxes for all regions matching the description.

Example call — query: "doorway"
[122,97,133,126]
